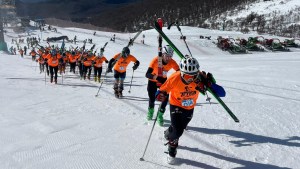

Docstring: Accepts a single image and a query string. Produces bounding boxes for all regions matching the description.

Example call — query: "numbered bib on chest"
[119,66,125,71]
[181,99,194,107]
[52,60,57,64]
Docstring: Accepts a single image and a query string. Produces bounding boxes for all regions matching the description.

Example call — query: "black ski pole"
[95,71,108,97]
[140,102,163,161]
[44,64,46,85]
[168,21,193,57]
[62,68,63,84]
[128,69,135,93]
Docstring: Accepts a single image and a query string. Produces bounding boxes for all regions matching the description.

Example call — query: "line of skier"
[15,37,224,164]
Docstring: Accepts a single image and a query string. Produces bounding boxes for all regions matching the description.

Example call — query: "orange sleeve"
[170,59,180,71]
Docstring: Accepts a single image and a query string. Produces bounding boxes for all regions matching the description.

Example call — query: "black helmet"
[121,47,130,57]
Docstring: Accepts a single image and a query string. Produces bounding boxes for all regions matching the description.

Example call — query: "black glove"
[155,90,167,102]
[106,67,112,73]
[105,60,109,63]
[207,72,216,84]
[195,82,206,95]
[156,76,167,84]
[132,63,139,70]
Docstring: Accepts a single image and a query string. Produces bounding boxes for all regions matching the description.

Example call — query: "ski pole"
[128,69,135,93]
[95,70,108,97]
[168,21,193,57]
[62,68,63,84]
[44,65,46,85]
[140,102,163,161]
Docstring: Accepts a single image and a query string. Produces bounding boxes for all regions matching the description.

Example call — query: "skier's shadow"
[187,127,300,148]
[179,146,290,169]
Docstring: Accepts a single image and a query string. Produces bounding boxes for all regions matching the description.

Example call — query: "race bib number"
[181,99,194,107]
[163,71,168,76]
[119,66,125,71]
[52,60,57,64]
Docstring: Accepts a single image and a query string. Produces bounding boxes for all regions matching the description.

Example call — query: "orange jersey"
[83,56,94,66]
[47,56,59,67]
[113,53,137,73]
[43,53,50,60]
[37,57,45,64]
[93,56,108,68]
[69,54,78,63]
[30,51,36,56]
[159,71,200,110]
[148,56,179,82]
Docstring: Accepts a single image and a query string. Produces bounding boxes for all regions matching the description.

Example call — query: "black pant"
[70,62,76,73]
[94,67,103,78]
[45,62,49,75]
[165,104,194,143]
[39,63,44,73]
[83,65,92,78]
[147,80,169,110]
[49,66,58,82]
[113,71,126,91]
[78,62,83,77]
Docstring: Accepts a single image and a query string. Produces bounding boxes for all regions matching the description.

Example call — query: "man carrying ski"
[107,47,140,98]
[156,56,225,164]
[93,48,108,83]
[145,45,179,126]
[47,49,59,84]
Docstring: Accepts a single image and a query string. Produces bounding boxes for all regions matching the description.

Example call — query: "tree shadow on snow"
[187,127,300,148]
[179,146,291,169]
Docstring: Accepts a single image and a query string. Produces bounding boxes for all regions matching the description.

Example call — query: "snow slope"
[1,25,300,169]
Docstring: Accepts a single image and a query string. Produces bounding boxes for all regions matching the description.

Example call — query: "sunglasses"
[182,73,197,83]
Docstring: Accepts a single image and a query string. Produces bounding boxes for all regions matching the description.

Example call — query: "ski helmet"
[179,57,199,75]
[121,47,130,57]
[162,45,174,57]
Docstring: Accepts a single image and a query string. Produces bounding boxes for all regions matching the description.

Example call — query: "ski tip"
[139,157,145,161]
[235,119,240,123]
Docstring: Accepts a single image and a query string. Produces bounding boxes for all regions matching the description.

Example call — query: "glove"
[132,63,139,70]
[207,72,216,84]
[106,67,112,73]
[100,48,104,52]
[155,90,167,102]
[156,76,167,84]
[195,82,206,95]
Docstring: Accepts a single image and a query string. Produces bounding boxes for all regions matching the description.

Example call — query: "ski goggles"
[182,73,197,83]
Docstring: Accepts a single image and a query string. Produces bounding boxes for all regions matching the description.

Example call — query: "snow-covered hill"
[206,0,300,37]
[1,24,300,169]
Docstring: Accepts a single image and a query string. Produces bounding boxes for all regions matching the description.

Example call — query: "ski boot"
[147,107,154,120]
[94,76,97,82]
[157,108,165,126]
[167,140,178,165]
[113,84,119,98]
[118,90,123,98]
[98,76,101,83]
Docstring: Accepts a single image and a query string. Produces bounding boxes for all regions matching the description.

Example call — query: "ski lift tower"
[0,0,16,51]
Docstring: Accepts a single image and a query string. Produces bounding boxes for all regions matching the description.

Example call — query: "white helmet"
[179,57,199,75]
[162,45,174,57]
